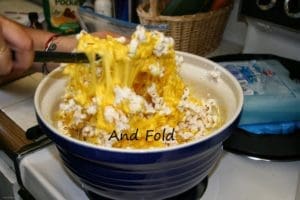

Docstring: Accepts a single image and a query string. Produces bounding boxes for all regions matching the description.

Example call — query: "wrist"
[24,27,78,52]
[39,34,78,74]
[54,35,77,52]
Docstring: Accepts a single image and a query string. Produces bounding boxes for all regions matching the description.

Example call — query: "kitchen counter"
[0,0,42,26]
[0,73,46,200]
[2,1,299,200]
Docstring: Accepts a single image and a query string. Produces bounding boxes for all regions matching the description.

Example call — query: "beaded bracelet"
[42,34,60,74]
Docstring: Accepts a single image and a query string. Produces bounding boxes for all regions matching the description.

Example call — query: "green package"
[43,0,81,34]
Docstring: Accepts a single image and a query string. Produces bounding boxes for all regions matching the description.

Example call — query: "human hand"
[0,16,34,76]
[0,14,127,76]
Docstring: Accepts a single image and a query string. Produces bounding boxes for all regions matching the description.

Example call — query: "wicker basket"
[137,0,233,56]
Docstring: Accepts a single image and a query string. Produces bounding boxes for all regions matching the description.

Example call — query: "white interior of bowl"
[34,51,243,153]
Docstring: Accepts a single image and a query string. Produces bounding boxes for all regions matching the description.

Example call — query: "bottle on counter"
[94,0,112,17]
[43,0,81,34]
[28,12,43,29]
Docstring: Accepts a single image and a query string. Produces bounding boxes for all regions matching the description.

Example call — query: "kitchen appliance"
[2,60,300,200]
[19,143,300,200]
[240,0,300,61]
[18,54,300,200]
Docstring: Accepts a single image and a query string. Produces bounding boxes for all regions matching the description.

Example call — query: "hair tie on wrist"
[45,34,60,51]
[42,34,60,74]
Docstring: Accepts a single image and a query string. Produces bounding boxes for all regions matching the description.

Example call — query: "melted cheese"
[56,26,222,149]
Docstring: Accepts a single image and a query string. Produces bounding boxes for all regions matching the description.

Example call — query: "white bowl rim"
[34,51,244,154]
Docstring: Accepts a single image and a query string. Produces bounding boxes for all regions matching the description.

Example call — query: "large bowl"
[34,51,243,200]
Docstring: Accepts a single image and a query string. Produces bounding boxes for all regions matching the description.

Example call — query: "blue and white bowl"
[34,52,243,200]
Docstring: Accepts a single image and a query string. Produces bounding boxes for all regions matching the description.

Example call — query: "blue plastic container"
[220,59,300,134]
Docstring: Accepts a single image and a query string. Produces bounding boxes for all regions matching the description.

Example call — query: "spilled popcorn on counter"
[55,26,223,149]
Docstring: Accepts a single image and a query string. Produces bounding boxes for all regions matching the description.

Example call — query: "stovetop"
[1,49,300,200]
[18,144,300,200]
[1,71,300,200]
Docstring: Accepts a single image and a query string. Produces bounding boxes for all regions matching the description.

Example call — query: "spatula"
[34,51,100,63]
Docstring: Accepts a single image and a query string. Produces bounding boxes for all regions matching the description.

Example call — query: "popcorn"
[128,38,139,57]
[149,63,164,77]
[115,36,127,43]
[75,30,87,40]
[104,106,119,123]
[82,125,95,137]
[153,31,174,57]
[87,104,97,115]
[56,26,222,149]
[128,25,147,57]
[175,55,184,67]
[96,67,102,77]
[209,69,221,82]
[104,106,129,131]
[147,84,171,115]
[114,86,145,113]
[135,25,146,42]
